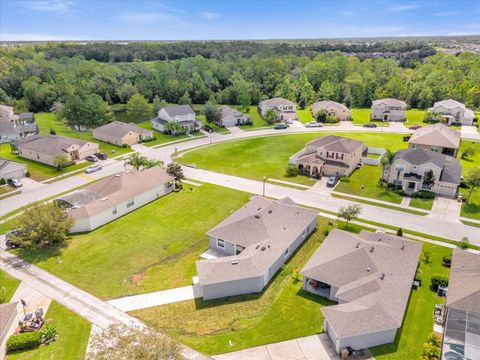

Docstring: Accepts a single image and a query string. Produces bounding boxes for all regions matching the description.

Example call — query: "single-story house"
[291,135,365,178]
[382,148,461,197]
[55,167,174,233]
[217,106,250,127]
[194,196,318,300]
[0,158,27,180]
[371,98,407,122]
[301,229,422,354]
[311,101,352,121]
[14,135,100,167]
[258,97,297,121]
[441,249,480,360]
[92,121,153,146]
[151,104,201,134]
[0,302,18,357]
[408,123,461,157]
[429,99,475,126]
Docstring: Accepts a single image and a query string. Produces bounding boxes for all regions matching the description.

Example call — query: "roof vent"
[379,273,385,280]
[255,245,260,249]
[356,242,360,248]
[114,174,121,177]
[366,267,371,272]
[378,237,382,242]
[257,207,262,211]
[369,246,374,253]
[261,247,266,251]
[231,259,238,265]
[268,210,272,214]
[255,214,261,219]
[101,197,108,201]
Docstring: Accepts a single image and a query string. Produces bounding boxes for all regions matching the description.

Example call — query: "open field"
[7,301,91,360]
[0,270,20,302]
[13,183,251,300]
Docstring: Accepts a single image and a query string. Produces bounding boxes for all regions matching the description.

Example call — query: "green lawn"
[14,183,251,300]
[409,196,434,211]
[137,121,205,147]
[458,140,480,220]
[296,107,314,124]
[0,270,20,302]
[350,108,388,126]
[335,166,404,204]
[197,115,230,134]
[235,106,269,129]
[404,109,428,126]
[7,301,91,360]
[351,108,429,127]
[371,242,451,360]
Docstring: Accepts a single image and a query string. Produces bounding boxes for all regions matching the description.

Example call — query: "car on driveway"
[408,125,422,130]
[85,164,103,174]
[5,229,21,249]
[203,125,213,133]
[85,155,98,162]
[363,123,377,128]
[95,152,107,160]
[326,175,339,187]
[7,178,22,188]
[274,124,288,130]
[305,121,323,128]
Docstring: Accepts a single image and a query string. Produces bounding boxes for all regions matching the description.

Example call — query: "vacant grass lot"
[404,109,428,126]
[7,301,91,360]
[0,270,20,302]
[14,184,251,300]
[371,242,451,360]
[296,107,314,124]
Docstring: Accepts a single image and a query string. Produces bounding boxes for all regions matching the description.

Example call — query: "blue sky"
[1,0,479,41]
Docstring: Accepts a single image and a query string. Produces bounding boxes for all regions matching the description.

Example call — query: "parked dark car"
[5,229,21,249]
[326,175,339,187]
[274,124,288,130]
[7,178,22,188]
[85,155,98,162]
[203,125,213,133]
[408,125,422,130]
[95,152,107,160]
[363,123,377,128]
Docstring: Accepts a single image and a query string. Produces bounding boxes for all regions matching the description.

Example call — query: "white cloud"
[430,11,463,17]
[0,32,79,41]
[20,0,75,14]
[199,11,221,20]
[387,4,418,12]
[113,11,179,25]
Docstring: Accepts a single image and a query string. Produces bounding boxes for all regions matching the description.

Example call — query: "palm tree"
[126,153,148,171]
[144,159,164,169]
[164,121,184,136]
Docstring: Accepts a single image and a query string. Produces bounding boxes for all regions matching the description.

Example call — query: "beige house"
[301,229,421,354]
[408,123,461,157]
[429,99,475,126]
[194,196,318,300]
[382,148,461,197]
[55,167,174,233]
[291,135,365,178]
[217,106,250,127]
[311,101,351,121]
[93,121,153,146]
[258,97,297,121]
[15,135,99,166]
[371,98,407,122]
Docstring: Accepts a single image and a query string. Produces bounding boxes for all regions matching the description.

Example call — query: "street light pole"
[263,176,266,197]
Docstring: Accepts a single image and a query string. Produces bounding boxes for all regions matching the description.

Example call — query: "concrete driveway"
[428,196,462,222]
[461,125,480,141]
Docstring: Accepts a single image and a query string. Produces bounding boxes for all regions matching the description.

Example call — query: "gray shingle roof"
[93,121,152,138]
[0,302,18,337]
[301,229,422,338]
[0,157,26,172]
[372,98,407,107]
[408,123,460,149]
[307,135,364,153]
[260,97,296,107]
[433,99,466,110]
[446,249,480,314]
[196,196,318,285]
[394,148,461,184]
[161,105,195,117]
[311,101,351,115]
[16,135,93,156]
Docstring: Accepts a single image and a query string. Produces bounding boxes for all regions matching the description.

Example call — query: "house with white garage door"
[0,158,27,180]
[300,229,421,354]
[371,98,407,122]
[429,99,475,126]
[194,196,318,300]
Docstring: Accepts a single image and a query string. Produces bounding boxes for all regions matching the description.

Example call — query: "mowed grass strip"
[0,270,20,302]
[14,184,251,300]
[7,301,91,360]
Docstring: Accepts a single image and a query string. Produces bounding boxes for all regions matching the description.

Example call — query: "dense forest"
[0,42,479,118]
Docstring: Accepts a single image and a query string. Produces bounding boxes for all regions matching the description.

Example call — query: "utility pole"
[263,176,266,197]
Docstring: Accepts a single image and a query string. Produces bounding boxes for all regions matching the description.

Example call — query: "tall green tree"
[338,204,362,230]
[62,94,112,131]
[465,167,480,203]
[126,93,152,122]
[204,101,221,123]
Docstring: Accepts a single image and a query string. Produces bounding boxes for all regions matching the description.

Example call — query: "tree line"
[0,44,479,127]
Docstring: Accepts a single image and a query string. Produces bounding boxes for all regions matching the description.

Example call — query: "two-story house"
[311,101,352,121]
[151,104,200,134]
[408,123,461,157]
[429,99,475,126]
[371,98,407,122]
[0,106,39,144]
[258,97,297,121]
[382,148,461,197]
[292,135,365,178]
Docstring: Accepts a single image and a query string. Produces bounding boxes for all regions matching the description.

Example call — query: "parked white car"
[305,121,323,128]
[85,164,103,174]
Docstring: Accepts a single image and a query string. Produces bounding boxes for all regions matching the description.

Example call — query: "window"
[284,248,289,257]
[126,199,134,208]
[217,239,225,249]
[236,245,245,255]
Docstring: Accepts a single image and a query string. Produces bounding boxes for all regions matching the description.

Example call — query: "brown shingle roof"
[307,135,364,153]
[0,302,18,336]
[301,229,422,337]
[260,97,296,107]
[408,123,460,149]
[16,135,92,156]
[372,98,407,107]
[93,121,152,138]
[311,101,351,116]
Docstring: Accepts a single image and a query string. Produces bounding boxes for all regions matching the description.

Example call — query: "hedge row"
[6,331,42,352]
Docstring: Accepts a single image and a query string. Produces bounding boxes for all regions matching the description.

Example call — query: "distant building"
[371,98,407,122]
[93,121,153,146]
[0,106,39,144]
[259,98,297,121]
[55,167,174,233]
[301,229,421,354]
[291,135,365,178]
[151,105,200,134]
[0,158,27,180]
[194,196,318,300]
[217,106,250,127]
[382,148,461,197]
[311,101,352,121]
[408,123,461,157]
[429,99,475,126]
[14,135,99,167]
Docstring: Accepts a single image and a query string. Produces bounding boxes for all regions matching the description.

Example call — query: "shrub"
[7,332,42,352]
[421,332,442,360]
[397,228,403,236]
[41,324,58,343]
[49,129,56,135]
[414,267,423,285]
[25,171,31,178]
[458,237,470,250]
[339,177,350,183]
[431,275,449,291]
[403,135,411,142]
[323,228,330,237]
[285,164,299,177]
[0,178,5,185]
[412,190,435,199]
[442,255,452,267]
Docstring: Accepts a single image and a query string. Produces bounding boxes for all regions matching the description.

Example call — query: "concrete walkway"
[107,285,197,312]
